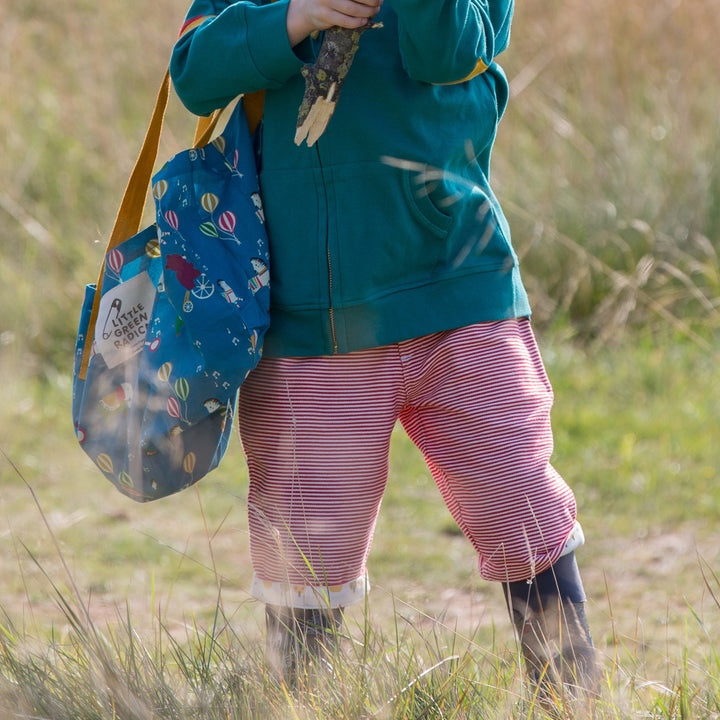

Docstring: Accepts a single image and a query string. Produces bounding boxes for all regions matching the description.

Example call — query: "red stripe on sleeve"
[178,14,214,39]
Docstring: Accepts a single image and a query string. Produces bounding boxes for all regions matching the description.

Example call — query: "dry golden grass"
[2,0,719,365]
[496,0,720,344]
[1,3,720,717]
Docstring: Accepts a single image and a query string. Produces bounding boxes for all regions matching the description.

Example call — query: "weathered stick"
[295,22,382,147]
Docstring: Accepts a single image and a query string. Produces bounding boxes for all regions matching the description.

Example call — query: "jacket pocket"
[443,181,515,273]
[327,163,455,304]
[402,165,454,238]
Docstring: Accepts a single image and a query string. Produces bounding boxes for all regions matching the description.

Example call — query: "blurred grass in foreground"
[1,333,718,680]
[0,453,719,719]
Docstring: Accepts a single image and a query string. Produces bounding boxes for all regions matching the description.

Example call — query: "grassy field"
[2,333,719,717]
[1,0,720,716]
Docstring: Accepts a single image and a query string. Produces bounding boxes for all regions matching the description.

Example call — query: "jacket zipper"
[327,246,338,354]
[316,144,338,354]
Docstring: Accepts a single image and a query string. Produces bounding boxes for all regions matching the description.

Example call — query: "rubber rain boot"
[505,553,600,708]
[265,604,344,685]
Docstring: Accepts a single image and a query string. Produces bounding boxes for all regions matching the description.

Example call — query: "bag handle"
[78,70,260,380]
[106,69,228,255]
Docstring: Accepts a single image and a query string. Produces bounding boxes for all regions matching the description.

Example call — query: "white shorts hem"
[559,520,585,557]
[250,573,370,609]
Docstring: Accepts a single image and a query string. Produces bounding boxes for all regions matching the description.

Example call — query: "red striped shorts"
[238,319,580,609]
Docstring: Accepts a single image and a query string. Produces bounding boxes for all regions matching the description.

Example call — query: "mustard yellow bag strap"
[193,108,224,147]
[245,90,266,135]
[78,70,172,379]
[108,72,261,250]
[193,89,264,145]
[108,69,171,252]
[79,73,262,380]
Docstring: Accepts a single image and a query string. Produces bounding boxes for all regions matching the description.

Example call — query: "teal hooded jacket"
[170,0,531,357]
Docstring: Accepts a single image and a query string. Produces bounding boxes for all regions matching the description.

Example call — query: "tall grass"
[1,0,186,371]
[2,2,720,717]
[1,460,720,719]
[493,0,720,346]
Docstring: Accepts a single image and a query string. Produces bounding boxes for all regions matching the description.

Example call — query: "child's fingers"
[323,0,382,25]
[345,0,383,12]
[287,0,381,45]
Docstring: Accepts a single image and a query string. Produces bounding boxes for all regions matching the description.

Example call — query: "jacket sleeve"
[386,0,514,85]
[170,0,304,115]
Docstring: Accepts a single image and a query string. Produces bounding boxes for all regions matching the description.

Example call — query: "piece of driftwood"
[295,22,382,147]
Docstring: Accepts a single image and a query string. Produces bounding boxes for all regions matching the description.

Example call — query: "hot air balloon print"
[157,362,173,382]
[118,472,134,489]
[165,210,179,231]
[183,452,196,475]
[167,396,181,420]
[174,377,190,402]
[145,238,161,258]
[153,179,168,200]
[199,222,219,238]
[106,249,124,279]
[201,192,219,213]
[218,211,236,234]
[97,453,114,474]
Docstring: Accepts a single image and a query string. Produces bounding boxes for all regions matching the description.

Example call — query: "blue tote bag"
[72,72,269,501]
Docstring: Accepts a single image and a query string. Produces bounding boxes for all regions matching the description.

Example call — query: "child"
[171,0,598,696]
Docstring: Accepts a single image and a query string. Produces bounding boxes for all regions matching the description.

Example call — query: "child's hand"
[287,0,382,46]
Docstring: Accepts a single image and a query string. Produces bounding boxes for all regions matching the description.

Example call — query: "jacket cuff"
[245,0,304,85]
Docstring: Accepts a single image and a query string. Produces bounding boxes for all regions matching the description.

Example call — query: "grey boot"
[265,605,343,685]
[505,553,599,703]
[510,595,599,702]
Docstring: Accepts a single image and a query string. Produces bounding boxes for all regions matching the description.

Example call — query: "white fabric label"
[95,271,155,368]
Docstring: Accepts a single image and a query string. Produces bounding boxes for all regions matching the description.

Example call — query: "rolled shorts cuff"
[559,520,585,557]
[250,573,370,609]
